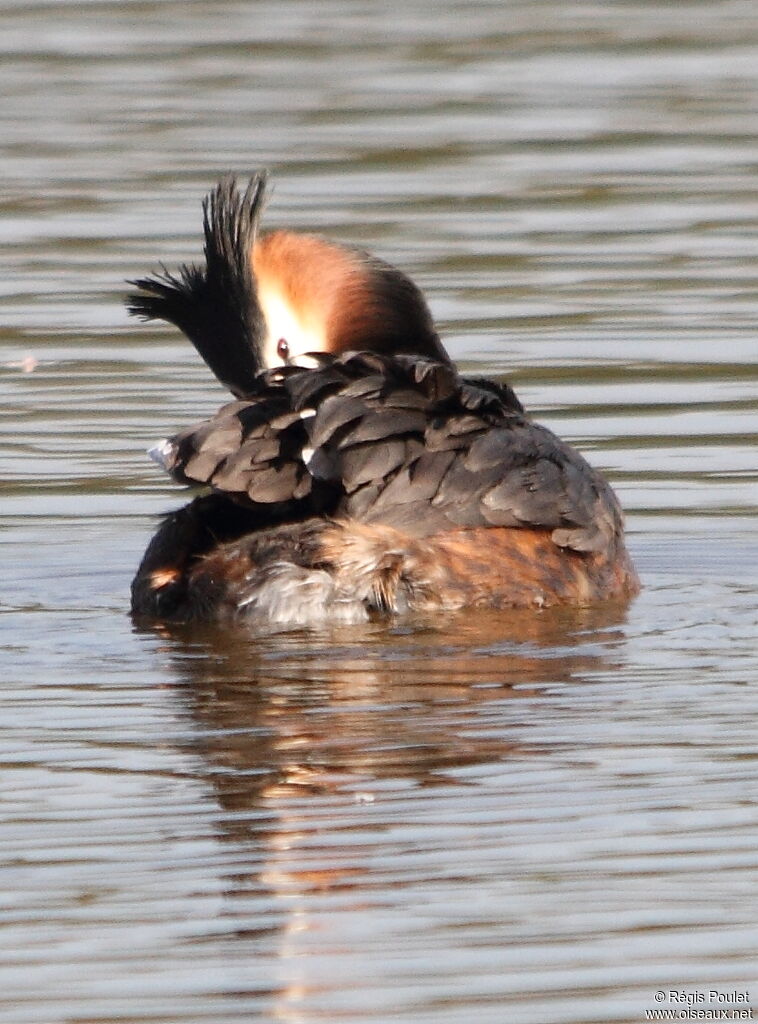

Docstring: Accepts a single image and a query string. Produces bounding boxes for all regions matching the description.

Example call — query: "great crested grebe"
[128,174,639,624]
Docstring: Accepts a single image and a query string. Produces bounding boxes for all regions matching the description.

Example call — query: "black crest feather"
[127,174,269,397]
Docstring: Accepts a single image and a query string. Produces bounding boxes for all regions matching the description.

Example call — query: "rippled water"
[2,2,757,1022]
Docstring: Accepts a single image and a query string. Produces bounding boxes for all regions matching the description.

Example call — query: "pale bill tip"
[147,438,175,470]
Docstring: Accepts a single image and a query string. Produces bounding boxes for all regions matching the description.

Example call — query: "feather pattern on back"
[151,350,623,555]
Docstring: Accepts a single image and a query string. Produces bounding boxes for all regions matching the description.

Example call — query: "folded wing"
[151,351,624,554]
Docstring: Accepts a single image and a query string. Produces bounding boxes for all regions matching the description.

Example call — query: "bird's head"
[127,174,449,397]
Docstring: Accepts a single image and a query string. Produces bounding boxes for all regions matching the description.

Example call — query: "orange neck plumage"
[252,230,448,368]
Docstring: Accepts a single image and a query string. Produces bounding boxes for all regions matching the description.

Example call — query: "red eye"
[276,338,290,361]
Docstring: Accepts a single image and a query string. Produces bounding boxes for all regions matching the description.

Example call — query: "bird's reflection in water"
[146,603,631,851]
[141,604,631,1017]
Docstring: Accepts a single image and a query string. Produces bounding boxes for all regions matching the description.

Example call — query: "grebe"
[128,174,639,624]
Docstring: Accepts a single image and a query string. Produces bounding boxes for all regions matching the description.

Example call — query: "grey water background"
[2,2,758,1022]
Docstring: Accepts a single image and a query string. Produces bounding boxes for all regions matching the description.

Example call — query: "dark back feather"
[149,351,624,554]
